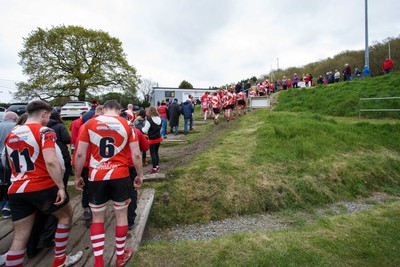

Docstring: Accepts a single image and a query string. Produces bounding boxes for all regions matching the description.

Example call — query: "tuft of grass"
[134,202,400,267]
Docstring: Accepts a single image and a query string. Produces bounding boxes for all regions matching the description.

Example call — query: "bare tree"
[138,78,157,104]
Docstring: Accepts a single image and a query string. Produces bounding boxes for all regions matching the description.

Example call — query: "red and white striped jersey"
[78,115,138,181]
[5,123,62,194]
[201,94,210,109]
[124,109,136,123]
[237,92,246,101]
[227,92,235,105]
[211,95,220,109]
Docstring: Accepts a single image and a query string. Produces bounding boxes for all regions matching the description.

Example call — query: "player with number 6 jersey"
[74,100,143,267]
[77,114,138,182]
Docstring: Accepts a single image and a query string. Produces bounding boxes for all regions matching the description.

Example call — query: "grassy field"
[148,109,400,227]
[132,73,400,265]
[134,202,400,266]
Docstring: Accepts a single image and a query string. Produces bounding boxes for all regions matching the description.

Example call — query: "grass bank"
[148,110,400,227]
[135,201,400,266]
[274,72,400,118]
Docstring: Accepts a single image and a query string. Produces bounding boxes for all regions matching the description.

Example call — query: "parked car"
[7,103,28,116]
[0,106,6,121]
[60,101,91,119]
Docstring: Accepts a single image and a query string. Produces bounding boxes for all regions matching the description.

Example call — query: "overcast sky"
[0,0,399,103]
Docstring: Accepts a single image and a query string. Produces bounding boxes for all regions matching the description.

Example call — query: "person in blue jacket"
[180,100,194,135]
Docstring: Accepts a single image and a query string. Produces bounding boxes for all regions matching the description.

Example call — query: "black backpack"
[135,118,146,132]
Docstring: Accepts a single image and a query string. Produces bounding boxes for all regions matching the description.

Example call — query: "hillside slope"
[274,72,400,118]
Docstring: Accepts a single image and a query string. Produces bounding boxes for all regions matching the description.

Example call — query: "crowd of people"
[0,99,160,267]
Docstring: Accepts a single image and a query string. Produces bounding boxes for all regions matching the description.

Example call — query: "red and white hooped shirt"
[201,94,210,110]
[211,95,220,109]
[124,109,136,123]
[5,123,62,194]
[78,115,138,181]
[237,92,246,101]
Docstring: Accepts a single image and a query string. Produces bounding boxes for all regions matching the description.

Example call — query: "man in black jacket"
[168,99,181,135]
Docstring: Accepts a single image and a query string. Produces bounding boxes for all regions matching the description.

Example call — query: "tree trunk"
[78,84,86,101]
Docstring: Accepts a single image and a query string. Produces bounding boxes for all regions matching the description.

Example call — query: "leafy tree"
[98,91,144,108]
[178,80,193,89]
[16,25,140,101]
[138,78,157,106]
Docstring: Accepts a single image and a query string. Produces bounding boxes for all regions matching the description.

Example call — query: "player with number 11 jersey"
[5,124,63,194]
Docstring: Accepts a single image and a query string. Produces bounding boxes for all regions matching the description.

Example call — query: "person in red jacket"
[126,128,149,230]
[69,111,86,155]
[382,58,394,74]
[157,100,168,139]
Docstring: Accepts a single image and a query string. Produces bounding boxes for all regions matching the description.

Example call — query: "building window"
[165,91,175,98]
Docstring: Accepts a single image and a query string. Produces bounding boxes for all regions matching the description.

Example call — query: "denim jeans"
[170,125,178,135]
[161,117,167,137]
[184,118,189,133]
[190,114,193,129]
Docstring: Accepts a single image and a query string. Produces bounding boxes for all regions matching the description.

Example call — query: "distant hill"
[275,72,400,118]
[262,36,400,82]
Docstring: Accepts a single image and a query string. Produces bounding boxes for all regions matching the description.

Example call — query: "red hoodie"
[127,128,150,167]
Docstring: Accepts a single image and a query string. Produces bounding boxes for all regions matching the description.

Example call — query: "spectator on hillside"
[334,70,340,83]
[327,71,334,84]
[292,73,299,88]
[305,74,311,87]
[277,80,282,90]
[382,58,394,74]
[344,63,352,81]
[317,75,324,85]
[282,76,288,90]
[362,65,371,77]
[354,68,361,78]
[168,99,181,135]
[323,76,329,84]
[287,79,292,89]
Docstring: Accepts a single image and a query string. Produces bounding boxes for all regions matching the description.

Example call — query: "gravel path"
[144,192,400,242]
